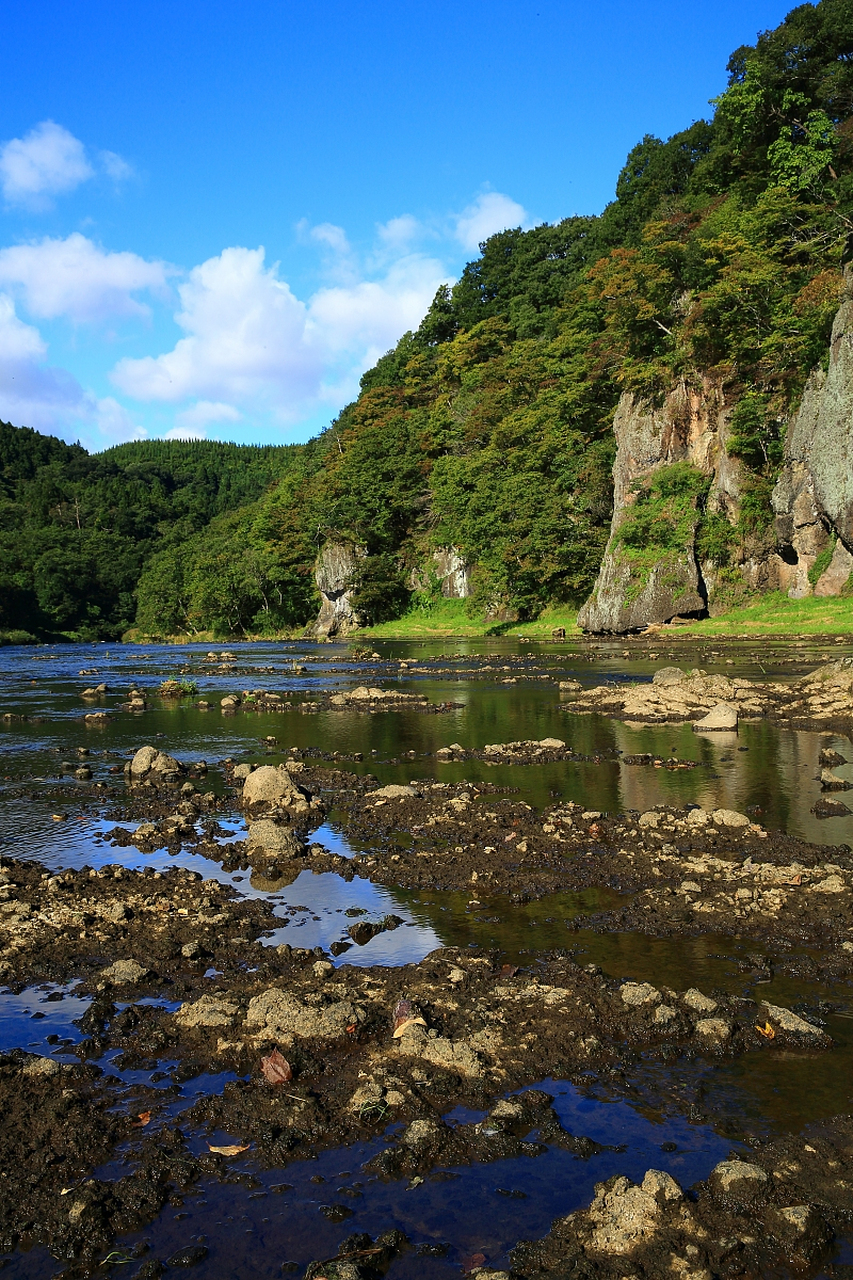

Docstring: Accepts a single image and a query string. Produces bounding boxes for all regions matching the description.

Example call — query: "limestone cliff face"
[772,268,853,597]
[311,542,365,638]
[580,271,853,632]
[578,378,739,633]
[410,547,471,599]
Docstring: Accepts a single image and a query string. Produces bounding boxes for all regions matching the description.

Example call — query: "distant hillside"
[0,426,307,639]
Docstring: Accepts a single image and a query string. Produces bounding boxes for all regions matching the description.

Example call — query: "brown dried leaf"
[755,1021,776,1040]
[462,1253,486,1273]
[131,1111,152,1127]
[261,1047,293,1085]
[207,1142,250,1156]
[499,964,518,979]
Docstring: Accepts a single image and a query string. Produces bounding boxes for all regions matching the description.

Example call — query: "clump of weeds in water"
[158,678,198,697]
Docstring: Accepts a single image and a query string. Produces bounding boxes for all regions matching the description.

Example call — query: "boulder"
[101,959,148,985]
[692,702,737,731]
[620,982,660,1007]
[695,1018,730,1042]
[368,784,419,800]
[653,667,686,686]
[710,1160,767,1197]
[246,820,304,859]
[22,1056,61,1077]
[711,808,750,827]
[244,989,363,1041]
[129,745,184,778]
[586,1174,662,1255]
[682,988,718,1014]
[175,994,239,1028]
[311,541,366,638]
[129,745,159,775]
[242,764,310,810]
[761,1001,823,1036]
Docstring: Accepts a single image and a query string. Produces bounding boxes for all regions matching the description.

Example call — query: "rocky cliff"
[577,378,740,633]
[772,267,853,598]
[310,542,365,638]
[579,270,853,633]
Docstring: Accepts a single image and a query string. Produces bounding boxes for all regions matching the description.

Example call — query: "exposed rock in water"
[311,541,366,638]
[246,819,305,859]
[241,764,317,814]
[692,701,738,731]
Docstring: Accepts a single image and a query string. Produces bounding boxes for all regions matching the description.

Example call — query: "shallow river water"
[2,635,853,1277]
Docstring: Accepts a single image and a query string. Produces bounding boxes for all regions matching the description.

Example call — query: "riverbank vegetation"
[2,0,851,642]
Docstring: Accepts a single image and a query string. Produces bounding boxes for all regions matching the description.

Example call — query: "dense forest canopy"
[2,0,852,640]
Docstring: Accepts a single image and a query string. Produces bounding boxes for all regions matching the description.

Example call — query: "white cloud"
[176,400,242,429]
[0,233,170,323]
[0,121,132,209]
[377,215,422,250]
[454,191,530,252]
[0,122,93,208]
[91,396,147,444]
[100,150,134,183]
[164,426,207,441]
[111,246,321,411]
[310,222,351,255]
[310,252,447,373]
[110,242,447,421]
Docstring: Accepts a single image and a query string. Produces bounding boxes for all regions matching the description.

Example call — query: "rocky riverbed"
[3,638,853,1278]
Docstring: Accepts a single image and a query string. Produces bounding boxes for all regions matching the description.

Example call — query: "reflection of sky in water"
[260,868,443,965]
[0,983,91,1056]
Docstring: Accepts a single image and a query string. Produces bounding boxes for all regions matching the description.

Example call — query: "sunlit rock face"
[311,541,366,637]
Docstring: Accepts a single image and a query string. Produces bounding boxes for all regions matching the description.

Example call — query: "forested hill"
[0,428,308,639]
[3,0,852,641]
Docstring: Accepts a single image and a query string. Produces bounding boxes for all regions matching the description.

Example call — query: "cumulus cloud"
[0,233,170,323]
[111,247,321,411]
[111,242,447,422]
[175,400,242,429]
[0,121,132,209]
[454,191,530,252]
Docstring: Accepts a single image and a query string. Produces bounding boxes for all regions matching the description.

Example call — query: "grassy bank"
[116,592,853,646]
[675,593,853,637]
[358,601,582,640]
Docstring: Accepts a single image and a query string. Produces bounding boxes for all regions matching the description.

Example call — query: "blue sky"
[0,0,789,450]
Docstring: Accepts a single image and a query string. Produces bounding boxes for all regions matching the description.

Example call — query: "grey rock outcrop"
[773,269,853,597]
[579,379,735,632]
[411,546,471,598]
[311,541,365,637]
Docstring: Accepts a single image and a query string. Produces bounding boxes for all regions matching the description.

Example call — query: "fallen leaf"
[755,1022,776,1040]
[346,1023,357,1034]
[462,1252,486,1273]
[260,1047,293,1085]
[499,964,518,979]
[208,1142,250,1156]
[788,874,802,886]
[52,814,66,822]
[131,1111,152,1127]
